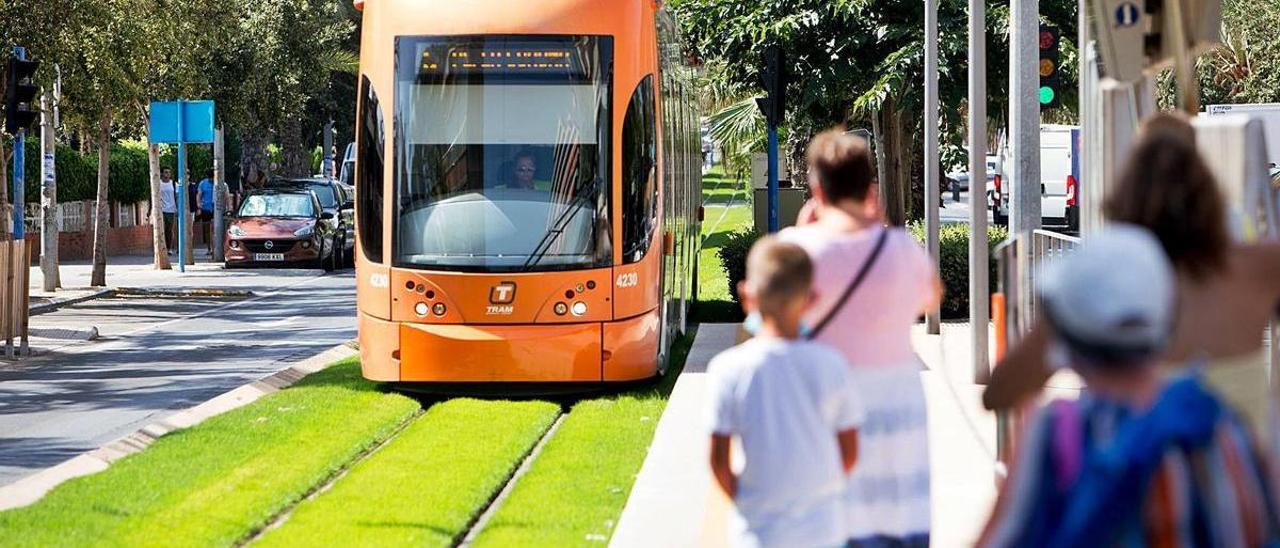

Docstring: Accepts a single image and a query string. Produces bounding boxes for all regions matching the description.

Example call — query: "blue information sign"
[149,101,215,144]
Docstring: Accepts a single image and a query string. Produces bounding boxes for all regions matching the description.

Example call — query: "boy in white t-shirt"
[707,237,863,548]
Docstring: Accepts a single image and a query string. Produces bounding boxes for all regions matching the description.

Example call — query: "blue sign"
[149,100,216,144]
[1115,2,1140,28]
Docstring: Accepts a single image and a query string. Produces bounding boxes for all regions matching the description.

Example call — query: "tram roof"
[362,0,654,38]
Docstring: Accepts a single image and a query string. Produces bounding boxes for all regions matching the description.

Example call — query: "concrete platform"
[610,322,1083,548]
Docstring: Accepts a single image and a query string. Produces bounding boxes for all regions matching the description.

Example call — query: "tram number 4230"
[616,272,639,288]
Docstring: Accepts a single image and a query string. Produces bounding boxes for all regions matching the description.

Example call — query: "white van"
[988,124,1081,232]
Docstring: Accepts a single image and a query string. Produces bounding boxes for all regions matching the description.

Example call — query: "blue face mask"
[744,311,812,339]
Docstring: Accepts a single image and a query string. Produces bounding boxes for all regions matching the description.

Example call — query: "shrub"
[716,222,1010,320]
[717,229,761,303]
[907,221,1009,319]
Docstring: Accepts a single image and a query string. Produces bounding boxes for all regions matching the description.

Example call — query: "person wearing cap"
[978,225,1280,547]
[984,113,1280,436]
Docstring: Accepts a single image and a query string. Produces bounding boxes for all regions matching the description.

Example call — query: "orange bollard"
[991,292,1006,362]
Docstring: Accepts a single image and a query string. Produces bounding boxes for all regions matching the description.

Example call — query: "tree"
[672,0,1078,223]
[1157,0,1280,109]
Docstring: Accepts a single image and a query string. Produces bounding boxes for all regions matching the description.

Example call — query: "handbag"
[808,228,890,339]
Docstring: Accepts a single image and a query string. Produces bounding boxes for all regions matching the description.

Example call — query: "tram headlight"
[433,303,447,316]
[571,302,588,316]
[554,302,568,316]
[414,302,429,317]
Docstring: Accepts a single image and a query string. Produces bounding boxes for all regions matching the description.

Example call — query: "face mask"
[744,311,813,339]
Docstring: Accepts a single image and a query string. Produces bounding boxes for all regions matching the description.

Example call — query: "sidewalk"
[611,322,1083,548]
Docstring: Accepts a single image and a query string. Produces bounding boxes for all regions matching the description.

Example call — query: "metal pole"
[969,0,990,383]
[177,142,186,273]
[323,120,335,178]
[767,125,779,233]
[1009,0,1041,235]
[12,47,26,240]
[213,128,225,262]
[924,0,941,335]
[39,92,58,291]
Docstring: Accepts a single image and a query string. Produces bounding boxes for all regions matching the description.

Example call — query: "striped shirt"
[983,376,1280,547]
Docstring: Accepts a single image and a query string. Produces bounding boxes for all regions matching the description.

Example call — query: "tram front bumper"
[398,322,603,382]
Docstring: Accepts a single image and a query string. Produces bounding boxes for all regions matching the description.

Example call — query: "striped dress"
[982,376,1280,547]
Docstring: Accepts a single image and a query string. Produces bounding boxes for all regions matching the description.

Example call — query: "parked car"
[267,177,355,267]
[224,189,341,271]
[947,155,1001,192]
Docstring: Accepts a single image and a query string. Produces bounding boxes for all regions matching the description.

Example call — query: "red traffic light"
[1040,30,1057,50]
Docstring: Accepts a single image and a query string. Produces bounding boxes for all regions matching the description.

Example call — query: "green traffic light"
[1039,86,1056,105]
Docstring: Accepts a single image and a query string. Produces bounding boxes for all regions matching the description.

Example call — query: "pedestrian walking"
[979,225,1280,547]
[780,129,943,547]
[706,237,863,548]
[197,169,216,256]
[985,113,1280,436]
[159,167,178,253]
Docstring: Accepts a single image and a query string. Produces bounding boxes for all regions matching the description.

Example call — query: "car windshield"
[393,35,612,272]
[274,181,337,208]
[238,194,315,218]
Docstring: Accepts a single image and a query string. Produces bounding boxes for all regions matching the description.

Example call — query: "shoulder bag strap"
[808,228,890,339]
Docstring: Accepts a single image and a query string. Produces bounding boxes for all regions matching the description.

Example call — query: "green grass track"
[471,336,693,546]
[0,358,421,547]
[256,399,560,547]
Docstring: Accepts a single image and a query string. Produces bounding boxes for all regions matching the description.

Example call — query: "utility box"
[753,186,807,234]
[751,152,791,189]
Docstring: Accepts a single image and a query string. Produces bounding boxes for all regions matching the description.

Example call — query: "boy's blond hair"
[745,237,813,316]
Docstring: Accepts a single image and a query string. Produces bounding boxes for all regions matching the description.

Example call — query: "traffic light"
[4,54,40,135]
[755,45,786,126]
[1039,24,1061,111]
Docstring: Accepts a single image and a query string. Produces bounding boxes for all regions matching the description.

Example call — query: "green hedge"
[717,229,760,304]
[907,222,1008,319]
[716,222,1009,320]
[6,139,219,204]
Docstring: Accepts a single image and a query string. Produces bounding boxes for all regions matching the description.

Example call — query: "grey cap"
[1038,224,1175,365]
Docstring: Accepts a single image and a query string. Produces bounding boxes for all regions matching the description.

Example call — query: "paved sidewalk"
[31,253,324,296]
[611,322,1082,548]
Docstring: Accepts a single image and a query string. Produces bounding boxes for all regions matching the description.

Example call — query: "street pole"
[969,0,990,383]
[176,142,187,273]
[323,120,335,178]
[1079,0,1101,235]
[12,47,27,241]
[767,125,779,233]
[39,92,58,291]
[924,0,941,335]
[213,128,225,262]
[1009,0,1041,236]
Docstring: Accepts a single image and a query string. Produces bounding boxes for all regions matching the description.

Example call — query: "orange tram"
[352,0,702,386]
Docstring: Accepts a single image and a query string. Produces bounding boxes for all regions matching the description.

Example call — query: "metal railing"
[993,229,1081,467]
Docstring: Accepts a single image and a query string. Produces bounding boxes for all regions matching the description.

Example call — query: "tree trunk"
[281,116,307,177]
[40,93,60,291]
[147,137,171,270]
[877,103,908,226]
[241,129,269,190]
[90,113,111,287]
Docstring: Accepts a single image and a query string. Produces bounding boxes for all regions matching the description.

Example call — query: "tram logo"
[490,282,517,305]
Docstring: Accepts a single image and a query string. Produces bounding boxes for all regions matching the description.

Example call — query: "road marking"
[111,273,336,341]
[260,315,303,329]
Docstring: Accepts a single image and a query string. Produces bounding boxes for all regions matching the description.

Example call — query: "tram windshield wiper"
[522,177,601,271]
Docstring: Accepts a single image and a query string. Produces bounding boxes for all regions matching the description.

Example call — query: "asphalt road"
[0,269,356,487]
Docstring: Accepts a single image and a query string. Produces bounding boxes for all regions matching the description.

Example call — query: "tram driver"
[502,149,551,192]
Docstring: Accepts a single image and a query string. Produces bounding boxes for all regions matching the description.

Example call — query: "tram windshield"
[393,35,613,272]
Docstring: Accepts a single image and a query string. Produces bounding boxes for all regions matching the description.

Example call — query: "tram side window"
[622,75,658,264]
[358,76,385,263]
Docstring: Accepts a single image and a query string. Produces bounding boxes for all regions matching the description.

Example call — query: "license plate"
[254,253,285,261]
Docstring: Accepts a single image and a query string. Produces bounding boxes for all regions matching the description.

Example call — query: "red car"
[224,189,341,270]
